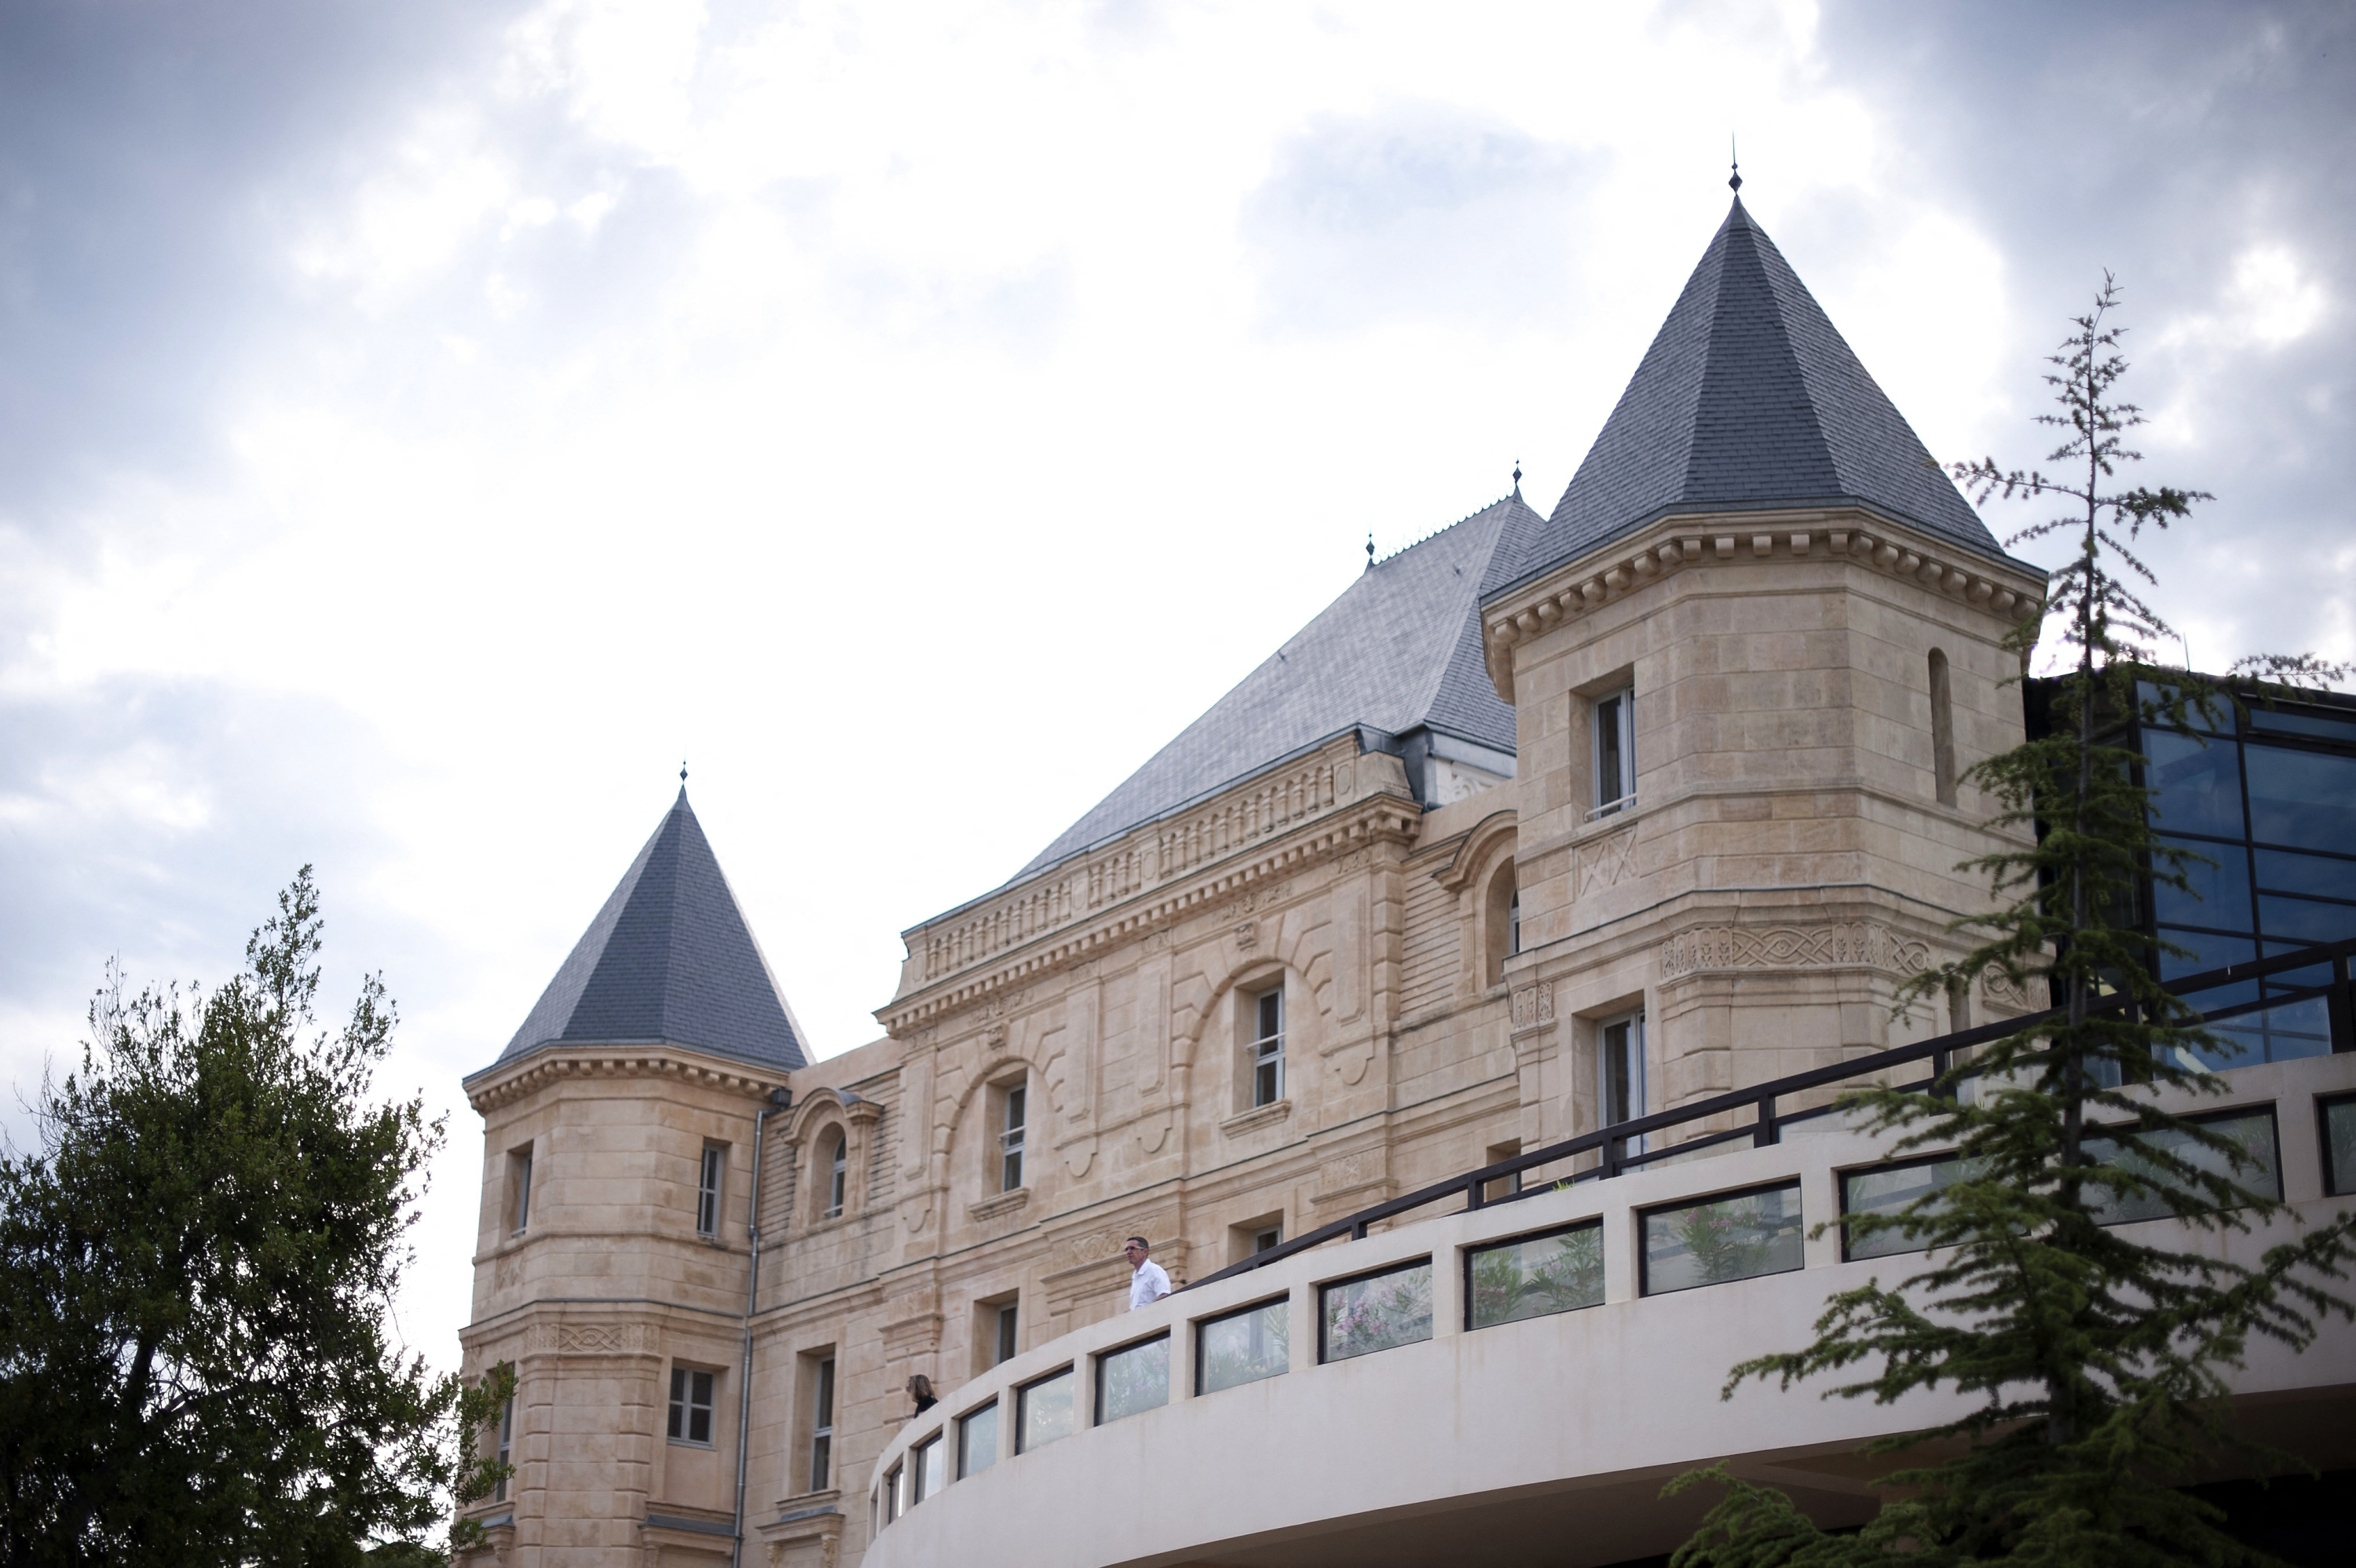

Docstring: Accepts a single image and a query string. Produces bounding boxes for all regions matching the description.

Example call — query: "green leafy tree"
[0,870,514,1566]
[1668,280,2356,1568]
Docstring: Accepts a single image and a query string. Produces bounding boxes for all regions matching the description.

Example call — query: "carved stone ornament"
[1572,824,1637,897]
[1510,981,1556,1030]
[1659,923,1933,979]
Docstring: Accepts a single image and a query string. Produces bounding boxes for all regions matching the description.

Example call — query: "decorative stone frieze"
[1659,923,1934,980]
[1509,981,1555,1032]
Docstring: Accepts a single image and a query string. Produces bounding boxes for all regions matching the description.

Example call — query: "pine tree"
[1668,279,2356,1568]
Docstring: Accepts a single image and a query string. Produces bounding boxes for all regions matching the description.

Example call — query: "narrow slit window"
[1593,689,1635,816]
[696,1145,724,1237]
[994,1302,1019,1365]
[493,1394,514,1503]
[1000,1082,1026,1192]
[809,1356,835,1492]
[1601,1011,1645,1132]
[510,1147,533,1234]
[1251,989,1285,1107]
[825,1132,847,1219]
[1929,649,1957,806]
[667,1368,715,1446]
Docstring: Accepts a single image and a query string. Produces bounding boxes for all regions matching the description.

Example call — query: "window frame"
[994,1300,1019,1366]
[1249,985,1285,1108]
[825,1131,847,1220]
[1091,1329,1172,1427]
[1598,1009,1646,1136]
[509,1146,534,1235]
[493,1393,514,1503]
[1592,688,1636,817]
[666,1365,718,1447]
[1637,1179,1805,1297]
[808,1354,836,1493]
[1465,1217,1606,1331]
[1194,1294,1290,1395]
[696,1143,725,1237]
[998,1078,1027,1193]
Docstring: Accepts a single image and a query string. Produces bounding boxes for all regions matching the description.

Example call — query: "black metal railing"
[1183,934,2356,1294]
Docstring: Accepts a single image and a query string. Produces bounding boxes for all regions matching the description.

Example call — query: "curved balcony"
[862,1047,2356,1568]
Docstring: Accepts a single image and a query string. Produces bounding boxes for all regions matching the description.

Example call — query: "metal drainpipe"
[731,1086,788,1568]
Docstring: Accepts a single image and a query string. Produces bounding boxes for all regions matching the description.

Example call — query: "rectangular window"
[909,1435,945,1504]
[667,1367,715,1445]
[1000,1081,1026,1192]
[1467,1221,1605,1329]
[1593,689,1635,815]
[1197,1298,1289,1394]
[697,1144,724,1237]
[826,1132,847,1219]
[809,1356,835,1493]
[1253,1225,1282,1254]
[1094,1333,1170,1425]
[994,1302,1019,1366]
[958,1400,1000,1478]
[510,1147,534,1234]
[1319,1259,1433,1363]
[884,1463,901,1523]
[493,1394,514,1504]
[1015,1368,1074,1453]
[2325,1096,2356,1197]
[1641,1182,1803,1296]
[1251,989,1285,1107]
[1600,1011,1644,1136]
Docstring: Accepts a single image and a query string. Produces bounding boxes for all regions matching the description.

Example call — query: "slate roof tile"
[1498,196,2005,601]
[1016,492,1540,879]
[482,789,808,1076]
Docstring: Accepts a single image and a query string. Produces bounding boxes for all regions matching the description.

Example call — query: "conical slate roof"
[1019,492,1542,877]
[1499,196,2003,598]
[484,789,808,1075]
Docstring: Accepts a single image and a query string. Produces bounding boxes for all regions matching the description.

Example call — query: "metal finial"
[1365,532,1375,572]
[680,760,688,785]
[1513,459,1523,495]
[1729,134,1742,194]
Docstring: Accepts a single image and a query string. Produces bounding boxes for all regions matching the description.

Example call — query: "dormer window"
[825,1131,847,1219]
[1593,689,1635,817]
[1250,989,1285,1108]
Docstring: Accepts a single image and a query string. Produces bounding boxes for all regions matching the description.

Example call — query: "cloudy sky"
[3,0,2349,1372]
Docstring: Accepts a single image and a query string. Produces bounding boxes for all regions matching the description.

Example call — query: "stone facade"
[455,194,2059,1566]
[455,504,2047,1567]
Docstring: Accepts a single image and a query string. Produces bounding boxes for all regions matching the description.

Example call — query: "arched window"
[1929,649,1957,806]
[1483,860,1519,985]
[824,1131,847,1219]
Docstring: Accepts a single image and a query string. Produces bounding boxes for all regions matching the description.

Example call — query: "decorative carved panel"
[1659,923,1933,979]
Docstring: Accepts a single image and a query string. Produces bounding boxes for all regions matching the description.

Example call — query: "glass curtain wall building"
[2040,678,2356,1069]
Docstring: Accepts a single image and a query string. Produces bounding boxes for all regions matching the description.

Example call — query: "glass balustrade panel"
[1095,1335,1170,1424]
[1467,1222,1604,1329]
[1641,1183,1803,1295]
[1319,1260,1433,1362]
[1197,1299,1288,1394]
[958,1401,999,1478]
[1016,1369,1074,1453]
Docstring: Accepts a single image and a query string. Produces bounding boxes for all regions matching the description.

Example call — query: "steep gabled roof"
[1017,492,1542,879]
[1498,196,2003,598]
[482,789,808,1075]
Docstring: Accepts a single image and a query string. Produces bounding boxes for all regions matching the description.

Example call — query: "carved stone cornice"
[465,1044,788,1113]
[879,765,1419,1034]
[1480,510,2050,702]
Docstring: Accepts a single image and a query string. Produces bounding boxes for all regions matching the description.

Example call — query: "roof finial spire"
[1729,133,1742,194]
[1512,459,1523,496]
[680,759,688,786]
[1365,532,1374,572]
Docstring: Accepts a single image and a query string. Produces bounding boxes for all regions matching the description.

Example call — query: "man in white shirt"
[1124,1236,1170,1310]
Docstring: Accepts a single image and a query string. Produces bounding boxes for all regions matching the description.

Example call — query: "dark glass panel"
[2252,846,2356,899]
[2248,704,2356,741]
[2156,927,2255,981]
[2260,941,2335,994]
[2138,681,2229,734]
[2244,744,2356,850]
[2151,836,2253,932]
[2325,1099,2356,1197]
[2141,729,2247,839]
[2256,894,2356,946]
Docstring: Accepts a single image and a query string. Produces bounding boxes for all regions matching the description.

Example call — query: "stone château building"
[459,191,2081,1566]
